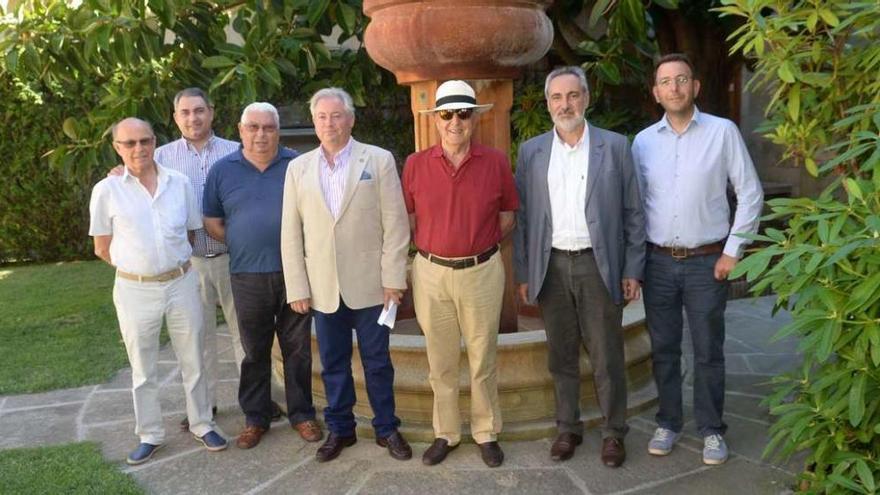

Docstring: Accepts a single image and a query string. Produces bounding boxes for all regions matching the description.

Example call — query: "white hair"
[544,66,591,99]
[240,102,280,127]
[309,87,355,117]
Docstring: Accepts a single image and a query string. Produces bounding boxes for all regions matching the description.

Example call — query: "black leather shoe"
[550,432,583,461]
[422,438,458,466]
[376,431,412,460]
[315,433,357,463]
[601,437,626,468]
[478,441,504,468]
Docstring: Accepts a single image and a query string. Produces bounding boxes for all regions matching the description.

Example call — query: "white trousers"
[191,254,244,408]
[113,268,213,444]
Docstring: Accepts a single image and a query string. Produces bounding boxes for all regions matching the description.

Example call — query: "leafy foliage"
[0,0,404,261]
[721,1,880,492]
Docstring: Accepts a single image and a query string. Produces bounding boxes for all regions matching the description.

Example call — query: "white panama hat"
[419,80,494,114]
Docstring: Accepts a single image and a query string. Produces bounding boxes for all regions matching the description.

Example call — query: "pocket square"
[359,170,372,180]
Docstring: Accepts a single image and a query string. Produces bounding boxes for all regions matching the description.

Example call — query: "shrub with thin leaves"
[717,0,880,492]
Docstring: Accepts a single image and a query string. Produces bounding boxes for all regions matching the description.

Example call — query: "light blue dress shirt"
[631,107,764,258]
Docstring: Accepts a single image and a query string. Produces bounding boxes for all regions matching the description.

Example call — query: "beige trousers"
[412,251,504,444]
[112,269,214,444]
[191,254,243,408]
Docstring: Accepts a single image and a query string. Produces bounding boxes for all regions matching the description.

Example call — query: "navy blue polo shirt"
[203,147,298,273]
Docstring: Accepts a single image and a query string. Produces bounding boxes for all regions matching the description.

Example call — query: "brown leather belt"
[551,247,593,256]
[117,261,191,282]
[418,245,499,270]
[649,242,724,259]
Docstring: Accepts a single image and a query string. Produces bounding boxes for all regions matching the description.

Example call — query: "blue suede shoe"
[195,430,228,452]
[126,443,162,465]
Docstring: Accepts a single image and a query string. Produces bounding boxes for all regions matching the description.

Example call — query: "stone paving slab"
[0,296,804,494]
[0,402,82,449]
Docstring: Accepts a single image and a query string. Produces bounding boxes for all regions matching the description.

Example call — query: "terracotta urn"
[363,0,554,84]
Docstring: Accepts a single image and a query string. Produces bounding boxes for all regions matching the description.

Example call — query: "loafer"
[601,437,626,468]
[316,433,357,462]
[126,443,162,465]
[293,420,323,442]
[376,431,412,460]
[422,438,458,466]
[550,432,582,461]
[179,406,218,431]
[236,425,268,450]
[478,441,504,468]
[195,430,228,452]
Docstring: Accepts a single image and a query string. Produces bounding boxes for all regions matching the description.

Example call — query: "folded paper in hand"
[377,301,397,329]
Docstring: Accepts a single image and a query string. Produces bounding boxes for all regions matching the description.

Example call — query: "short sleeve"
[88,181,113,236]
[498,155,519,211]
[401,155,416,214]
[184,179,202,230]
[202,165,225,218]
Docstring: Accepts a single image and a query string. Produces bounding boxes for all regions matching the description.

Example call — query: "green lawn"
[0,442,144,494]
[0,260,127,395]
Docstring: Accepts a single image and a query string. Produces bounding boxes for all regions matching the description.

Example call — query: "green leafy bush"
[719,1,880,492]
[0,0,401,262]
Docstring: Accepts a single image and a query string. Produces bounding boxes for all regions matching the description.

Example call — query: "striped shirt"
[318,138,353,219]
[155,135,240,257]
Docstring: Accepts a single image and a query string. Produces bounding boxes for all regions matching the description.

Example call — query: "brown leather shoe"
[550,432,583,461]
[376,431,412,460]
[478,441,504,468]
[315,433,357,462]
[422,438,458,466]
[236,425,268,450]
[601,437,626,468]
[293,420,323,442]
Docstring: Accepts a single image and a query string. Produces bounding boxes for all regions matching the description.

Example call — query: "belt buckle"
[670,246,689,260]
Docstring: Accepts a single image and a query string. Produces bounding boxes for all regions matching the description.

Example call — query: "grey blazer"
[513,126,646,305]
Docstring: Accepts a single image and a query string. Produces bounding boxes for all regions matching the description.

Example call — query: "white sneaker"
[702,434,729,465]
[648,427,681,456]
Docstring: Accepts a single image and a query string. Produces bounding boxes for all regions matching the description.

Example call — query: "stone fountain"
[273,0,656,442]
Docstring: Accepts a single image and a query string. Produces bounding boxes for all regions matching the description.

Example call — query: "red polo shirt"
[402,143,519,257]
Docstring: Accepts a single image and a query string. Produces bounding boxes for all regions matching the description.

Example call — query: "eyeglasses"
[437,108,474,121]
[114,138,154,149]
[657,76,691,88]
[241,123,278,133]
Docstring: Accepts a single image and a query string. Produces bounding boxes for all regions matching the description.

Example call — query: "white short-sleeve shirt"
[89,164,202,276]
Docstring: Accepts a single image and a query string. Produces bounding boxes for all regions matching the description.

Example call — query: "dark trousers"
[314,299,399,438]
[644,250,728,437]
[538,251,629,439]
[230,272,315,428]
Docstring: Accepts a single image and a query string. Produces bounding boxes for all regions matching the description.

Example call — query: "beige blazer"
[280,139,410,313]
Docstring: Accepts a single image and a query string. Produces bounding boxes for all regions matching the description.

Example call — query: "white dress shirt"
[318,138,353,219]
[154,135,239,256]
[548,121,592,249]
[89,165,203,275]
[631,107,764,258]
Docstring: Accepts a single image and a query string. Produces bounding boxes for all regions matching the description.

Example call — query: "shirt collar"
[123,162,167,184]
[182,133,216,152]
[232,147,295,168]
[552,120,589,151]
[319,138,353,168]
[658,106,701,133]
[429,142,484,159]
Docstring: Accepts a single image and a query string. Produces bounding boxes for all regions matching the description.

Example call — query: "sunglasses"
[437,108,474,121]
[114,137,154,149]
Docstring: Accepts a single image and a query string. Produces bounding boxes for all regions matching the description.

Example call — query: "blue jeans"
[644,250,728,437]
[314,300,400,438]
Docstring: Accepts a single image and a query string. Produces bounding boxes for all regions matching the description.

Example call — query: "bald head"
[111,117,155,140]
[111,117,157,175]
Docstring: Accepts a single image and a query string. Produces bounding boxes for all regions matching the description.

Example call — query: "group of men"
[89,52,763,469]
